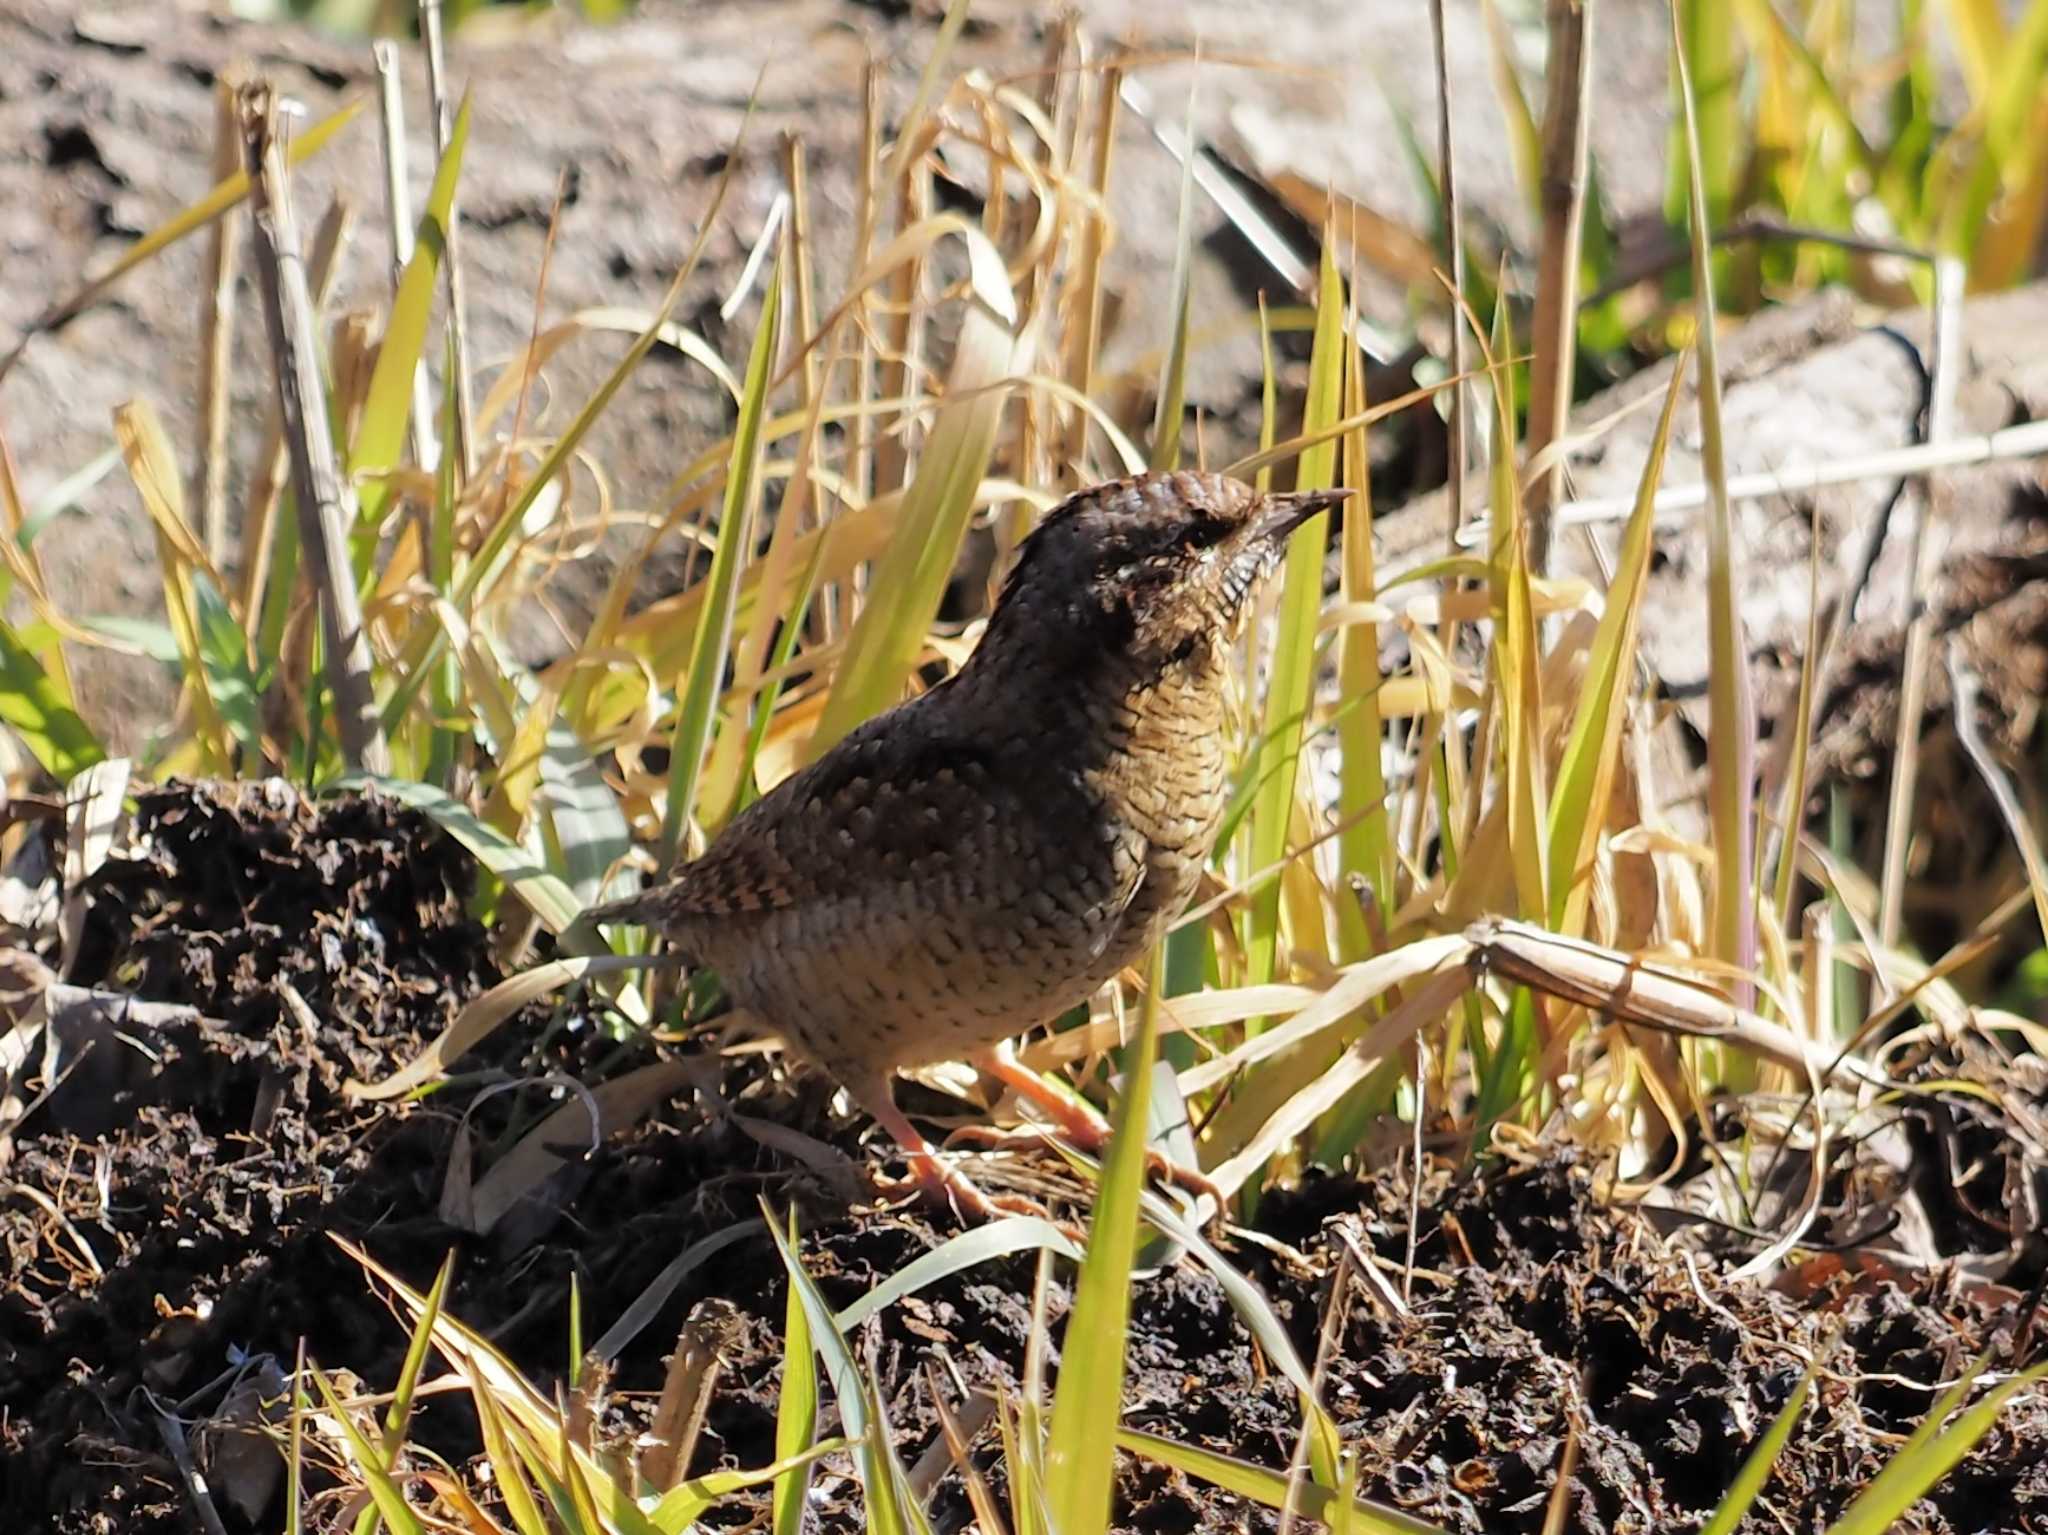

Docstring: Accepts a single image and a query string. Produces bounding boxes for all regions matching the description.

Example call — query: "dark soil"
[4,783,2046,1534]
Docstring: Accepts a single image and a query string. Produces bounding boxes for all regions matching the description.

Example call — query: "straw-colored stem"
[373,39,440,473]
[1063,60,1122,474]
[239,83,390,776]
[420,0,475,485]
[196,69,246,568]
[1523,0,1596,574]
[1878,255,1965,948]
[241,197,353,640]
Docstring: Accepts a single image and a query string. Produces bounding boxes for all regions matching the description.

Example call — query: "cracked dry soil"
[2,782,2045,1533]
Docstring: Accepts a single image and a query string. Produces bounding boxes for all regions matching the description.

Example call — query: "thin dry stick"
[1427,0,1469,549]
[1878,254,1964,949]
[782,133,821,417]
[1427,0,1474,905]
[870,47,935,500]
[1522,0,1595,574]
[196,67,248,567]
[239,195,354,636]
[1063,58,1122,474]
[420,0,475,483]
[239,83,391,776]
[373,39,440,472]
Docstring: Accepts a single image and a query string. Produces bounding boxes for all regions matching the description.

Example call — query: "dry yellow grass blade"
[1181,936,1472,1096]
[1465,918,1883,1087]
[112,401,233,773]
[808,216,1022,756]
[1205,967,1472,1199]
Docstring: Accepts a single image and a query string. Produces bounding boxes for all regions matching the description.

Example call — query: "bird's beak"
[1252,487,1355,544]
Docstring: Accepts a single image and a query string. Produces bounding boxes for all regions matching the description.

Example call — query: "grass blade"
[0,620,103,779]
[1335,303,1390,945]
[1243,232,1345,1006]
[1546,354,1689,933]
[1671,0,1758,999]
[661,257,782,866]
[335,772,582,936]
[1698,1347,1819,1535]
[1045,948,1162,1535]
[1117,1429,1445,1535]
[771,1210,817,1535]
[1823,1364,2048,1535]
[350,89,473,541]
[763,1203,922,1535]
[0,98,365,381]
[1482,279,1548,923]
[807,219,1018,755]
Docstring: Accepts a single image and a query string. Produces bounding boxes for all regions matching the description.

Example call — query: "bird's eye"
[1180,516,1230,550]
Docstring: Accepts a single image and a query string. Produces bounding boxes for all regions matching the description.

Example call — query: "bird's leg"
[952,1042,1225,1210]
[972,1041,1114,1144]
[844,1072,1047,1222]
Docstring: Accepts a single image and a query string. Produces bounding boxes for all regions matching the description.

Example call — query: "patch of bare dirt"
[3,783,2047,1534]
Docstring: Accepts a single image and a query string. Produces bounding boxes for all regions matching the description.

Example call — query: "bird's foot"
[871,1147,1053,1224]
[944,1121,1223,1211]
[961,1046,1225,1212]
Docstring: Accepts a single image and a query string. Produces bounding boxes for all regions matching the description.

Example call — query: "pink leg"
[962,1044,1225,1209]
[843,1071,1047,1222]
[976,1042,1113,1146]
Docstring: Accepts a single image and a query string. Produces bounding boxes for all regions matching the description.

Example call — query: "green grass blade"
[771,1210,818,1535]
[1244,234,1344,1006]
[381,1251,452,1460]
[1672,0,1760,1000]
[1943,0,2008,99]
[653,1441,853,1535]
[763,1202,920,1535]
[1479,0,1543,215]
[350,89,472,543]
[807,221,1018,755]
[310,1364,426,1535]
[660,257,782,866]
[1697,1348,1818,1535]
[1135,1186,1342,1475]
[1823,1364,2048,1535]
[1943,0,2048,265]
[1117,1428,1447,1535]
[1484,278,1548,923]
[538,718,632,907]
[835,1218,1083,1333]
[192,571,267,765]
[1045,947,1162,1535]
[1666,0,1743,231]
[334,772,582,936]
[0,619,104,779]
[1335,311,1390,946]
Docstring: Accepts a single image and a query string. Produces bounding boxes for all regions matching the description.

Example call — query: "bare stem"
[238,82,391,776]
[1878,255,1965,949]
[1523,0,1595,574]
[420,0,475,483]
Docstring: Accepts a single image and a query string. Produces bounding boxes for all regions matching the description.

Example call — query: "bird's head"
[977,471,1353,679]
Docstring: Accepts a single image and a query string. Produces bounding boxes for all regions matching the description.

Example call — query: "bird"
[586,470,1351,1218]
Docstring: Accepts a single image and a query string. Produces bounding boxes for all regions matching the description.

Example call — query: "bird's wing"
[611,706,1144,938]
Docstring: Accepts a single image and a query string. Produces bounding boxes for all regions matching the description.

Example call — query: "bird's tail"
[582,887,656,928]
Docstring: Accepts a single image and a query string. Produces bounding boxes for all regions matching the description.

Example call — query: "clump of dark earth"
[3,784,2044,1534]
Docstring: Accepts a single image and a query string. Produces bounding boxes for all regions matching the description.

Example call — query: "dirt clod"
[3,783,2046,1534]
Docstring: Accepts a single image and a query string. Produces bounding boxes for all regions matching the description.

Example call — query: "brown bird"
[588,470,1350,1217]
